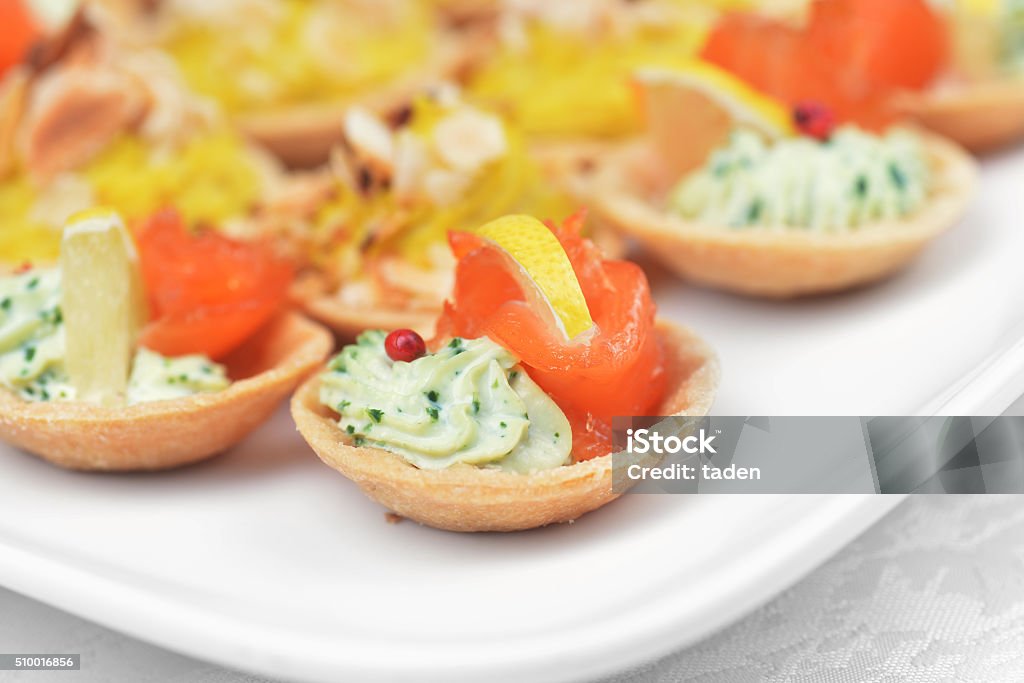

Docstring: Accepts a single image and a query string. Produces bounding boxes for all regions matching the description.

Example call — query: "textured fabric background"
[2,495,1024,682]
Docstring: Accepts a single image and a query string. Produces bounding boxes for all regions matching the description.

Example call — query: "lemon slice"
[475,215,594,341]
[634,61,794,176]
[60,207,147,405]
[955,0,998,16]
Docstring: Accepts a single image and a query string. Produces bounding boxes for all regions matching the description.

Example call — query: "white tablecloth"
[3,494,1024,682]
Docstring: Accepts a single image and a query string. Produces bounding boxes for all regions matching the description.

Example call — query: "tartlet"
[0,312,332,471]
[897,81,1024,154]
[291,320,718,532]
[576,131,977,298]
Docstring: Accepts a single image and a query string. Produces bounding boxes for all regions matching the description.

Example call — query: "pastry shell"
[291,320,719,532]
[897,80,1024,154]
[0,312,333,471]
[577,131,977,298]
[290,273,439,341]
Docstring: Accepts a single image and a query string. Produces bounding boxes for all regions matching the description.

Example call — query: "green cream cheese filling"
[669,126,931,232]
[319,331,572,474]
[0,268,230,404]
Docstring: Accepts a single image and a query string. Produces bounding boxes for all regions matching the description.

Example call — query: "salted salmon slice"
[436,213,666,461]
[702,0,949,130]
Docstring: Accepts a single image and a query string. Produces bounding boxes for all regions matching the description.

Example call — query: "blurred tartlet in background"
[0,2,279,265]
[463,0,750,141]
[574,51,977,297]
[702,0,1024,152]
[898,0,1024,152]
[96,0,478,166]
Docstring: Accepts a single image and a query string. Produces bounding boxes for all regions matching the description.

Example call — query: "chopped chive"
[472,398,481,414]
[24,346,36,362]
[367,408,384,423]
[345,425,355,435]
[889,163,907,189]
[426,390,439,403]
[26,277,39,290]
[427,406,439,421]
[0,297,10,311]
[499,421,507,429]
[854,176,868,197]
[746,199,763,224]
[353,436,366,447]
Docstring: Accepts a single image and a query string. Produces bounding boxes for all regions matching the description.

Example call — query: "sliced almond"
[343,107,395,172]
[391,131,430,204]
[432,108,506,172]
[422,167,471,205]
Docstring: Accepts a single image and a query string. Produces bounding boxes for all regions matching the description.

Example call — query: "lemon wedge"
[955,0,998,16]
[634,61,794,176]
[60,207,147,405]
[475,215,594,341]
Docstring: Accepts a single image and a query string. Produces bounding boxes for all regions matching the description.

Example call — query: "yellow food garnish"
[84,132,262,228]
[467,12,710,138]
[0,130,261,266]
[164,0,433,113]
[475,215,594,340]
[309,97,573,277]
[60,208,147,405]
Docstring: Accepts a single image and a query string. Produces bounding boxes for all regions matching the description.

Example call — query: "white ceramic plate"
[0,147,1023,682]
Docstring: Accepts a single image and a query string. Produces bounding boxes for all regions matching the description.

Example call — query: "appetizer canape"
[465,0,720,140]
[700,0,1024,153]
[99,0,472,166]
[269,88,602,338]
[576,59,977,298]
[0,2,278,266]
[0,208,331,471]
[898,0,1024,152]
[292,213,719,532]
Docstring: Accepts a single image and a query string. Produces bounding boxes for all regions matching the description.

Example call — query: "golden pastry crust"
[896,80,1024,154]
[0,312,333,471]
[576,131,977,298]
[291,320,719,532]
[289,273,439,341]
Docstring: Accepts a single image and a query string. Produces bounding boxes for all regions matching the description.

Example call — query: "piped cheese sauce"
[319,331,572,473]
[669,127,931,232]
[0,268,229,404]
